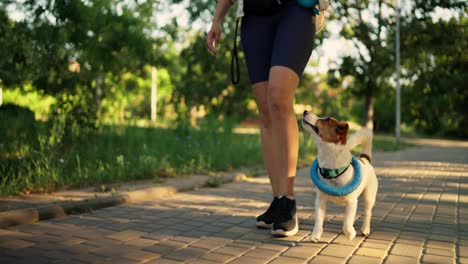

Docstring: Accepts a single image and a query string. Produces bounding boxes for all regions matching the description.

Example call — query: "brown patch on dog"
[316,117,349,144]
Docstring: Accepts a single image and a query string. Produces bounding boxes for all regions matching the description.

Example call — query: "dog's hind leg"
[310,195,327,242]
[361,185,377,236]
[343,199,357,240]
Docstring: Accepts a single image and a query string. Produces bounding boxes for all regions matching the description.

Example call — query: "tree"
[170,0,254,125]
[399,5,467,137]
[327,0,395,129]
[1,0,163,135]
[0,6,37,88]
[328,0,466,136]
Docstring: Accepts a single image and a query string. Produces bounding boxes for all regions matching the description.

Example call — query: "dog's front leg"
[310,194,327,242]
[343,199,357,240]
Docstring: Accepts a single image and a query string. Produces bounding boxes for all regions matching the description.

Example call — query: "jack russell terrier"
[302,110,378,241]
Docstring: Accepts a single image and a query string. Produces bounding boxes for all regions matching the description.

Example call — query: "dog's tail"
[347,128,373,162]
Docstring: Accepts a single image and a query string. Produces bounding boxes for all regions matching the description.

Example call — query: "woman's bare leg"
[252,81,280,196]
[267,66,300,197]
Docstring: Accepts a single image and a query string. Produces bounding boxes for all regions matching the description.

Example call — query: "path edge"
[0,172,248,228]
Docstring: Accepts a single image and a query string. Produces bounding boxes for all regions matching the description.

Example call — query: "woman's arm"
[206,0,234,55]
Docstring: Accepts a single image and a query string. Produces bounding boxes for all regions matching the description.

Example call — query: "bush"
[0,103,37,154]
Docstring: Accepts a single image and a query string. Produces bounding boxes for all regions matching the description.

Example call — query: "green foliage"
[1,110,412,195]
[1,0,162,133]
[372,135,414,152]
[373,90,396,132]
[0,8,37,86]
[0,104,36,149]
[0,104,67,194]
[327,0,467,137]
[0,117,264,195]
[3,85,56,120]
[98,66,174,123]
[399,16,468,137]
[327,0,395,126]
[198,114,242,133]
[171,1,253,122]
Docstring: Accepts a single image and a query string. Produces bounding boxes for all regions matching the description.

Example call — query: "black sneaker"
[256,197,279,229]
[271,196,298,237]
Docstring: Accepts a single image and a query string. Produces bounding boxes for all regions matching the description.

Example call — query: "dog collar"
[310,156,362,197]
[319,162,351,179]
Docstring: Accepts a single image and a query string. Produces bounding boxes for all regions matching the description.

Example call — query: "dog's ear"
[336,122,349,145]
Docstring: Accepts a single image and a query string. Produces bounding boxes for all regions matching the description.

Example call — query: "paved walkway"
[0,139,467,264]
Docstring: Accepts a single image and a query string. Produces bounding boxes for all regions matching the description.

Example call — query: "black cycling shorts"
[240,0,316,84]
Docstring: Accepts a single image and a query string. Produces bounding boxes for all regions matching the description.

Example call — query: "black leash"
[231,18,240,85]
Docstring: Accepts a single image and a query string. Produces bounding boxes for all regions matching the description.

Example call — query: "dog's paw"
[343,228,356,240]
[310,229,323,242]
[310,234,320,242]
[360,227,371,237]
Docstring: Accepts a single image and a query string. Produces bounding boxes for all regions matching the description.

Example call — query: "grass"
[0,116,412,196]
[0,119,265,195]
[373,134,414,151]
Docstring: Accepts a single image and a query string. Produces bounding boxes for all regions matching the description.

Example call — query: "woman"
[206,0,318,237]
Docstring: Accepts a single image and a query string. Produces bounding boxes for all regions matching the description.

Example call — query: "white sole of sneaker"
[271,216,298,237]
[256,221,273,229]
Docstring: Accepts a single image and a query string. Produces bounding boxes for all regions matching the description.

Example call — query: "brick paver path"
[1,139,467,263]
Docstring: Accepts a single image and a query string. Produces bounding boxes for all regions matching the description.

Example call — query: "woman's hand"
[206,0,233,55]
[207,22,222,56]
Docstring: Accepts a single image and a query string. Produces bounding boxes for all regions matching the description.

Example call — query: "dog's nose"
[303,110,309,117]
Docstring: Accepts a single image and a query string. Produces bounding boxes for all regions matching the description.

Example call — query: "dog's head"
[302,110,349,145]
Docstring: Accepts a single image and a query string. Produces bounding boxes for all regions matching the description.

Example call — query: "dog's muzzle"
[302,111,319,134]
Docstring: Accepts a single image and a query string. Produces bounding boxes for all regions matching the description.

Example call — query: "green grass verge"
[0,119,412,196]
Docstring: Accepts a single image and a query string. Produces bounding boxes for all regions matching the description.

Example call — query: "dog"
[301,110,378,241]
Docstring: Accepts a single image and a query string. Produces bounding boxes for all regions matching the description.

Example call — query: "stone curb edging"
[0,172,248,229]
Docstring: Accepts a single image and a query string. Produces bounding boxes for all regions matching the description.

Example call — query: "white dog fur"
[302,111,378,241]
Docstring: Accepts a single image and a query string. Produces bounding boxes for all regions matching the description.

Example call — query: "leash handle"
[231,18,240,85]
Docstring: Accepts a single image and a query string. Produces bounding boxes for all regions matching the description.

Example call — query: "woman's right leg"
[252,81,281,197]
[253,81,283,229]
[240,13,282,228]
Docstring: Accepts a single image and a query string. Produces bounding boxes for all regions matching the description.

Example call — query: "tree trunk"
[364,84,374,130]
